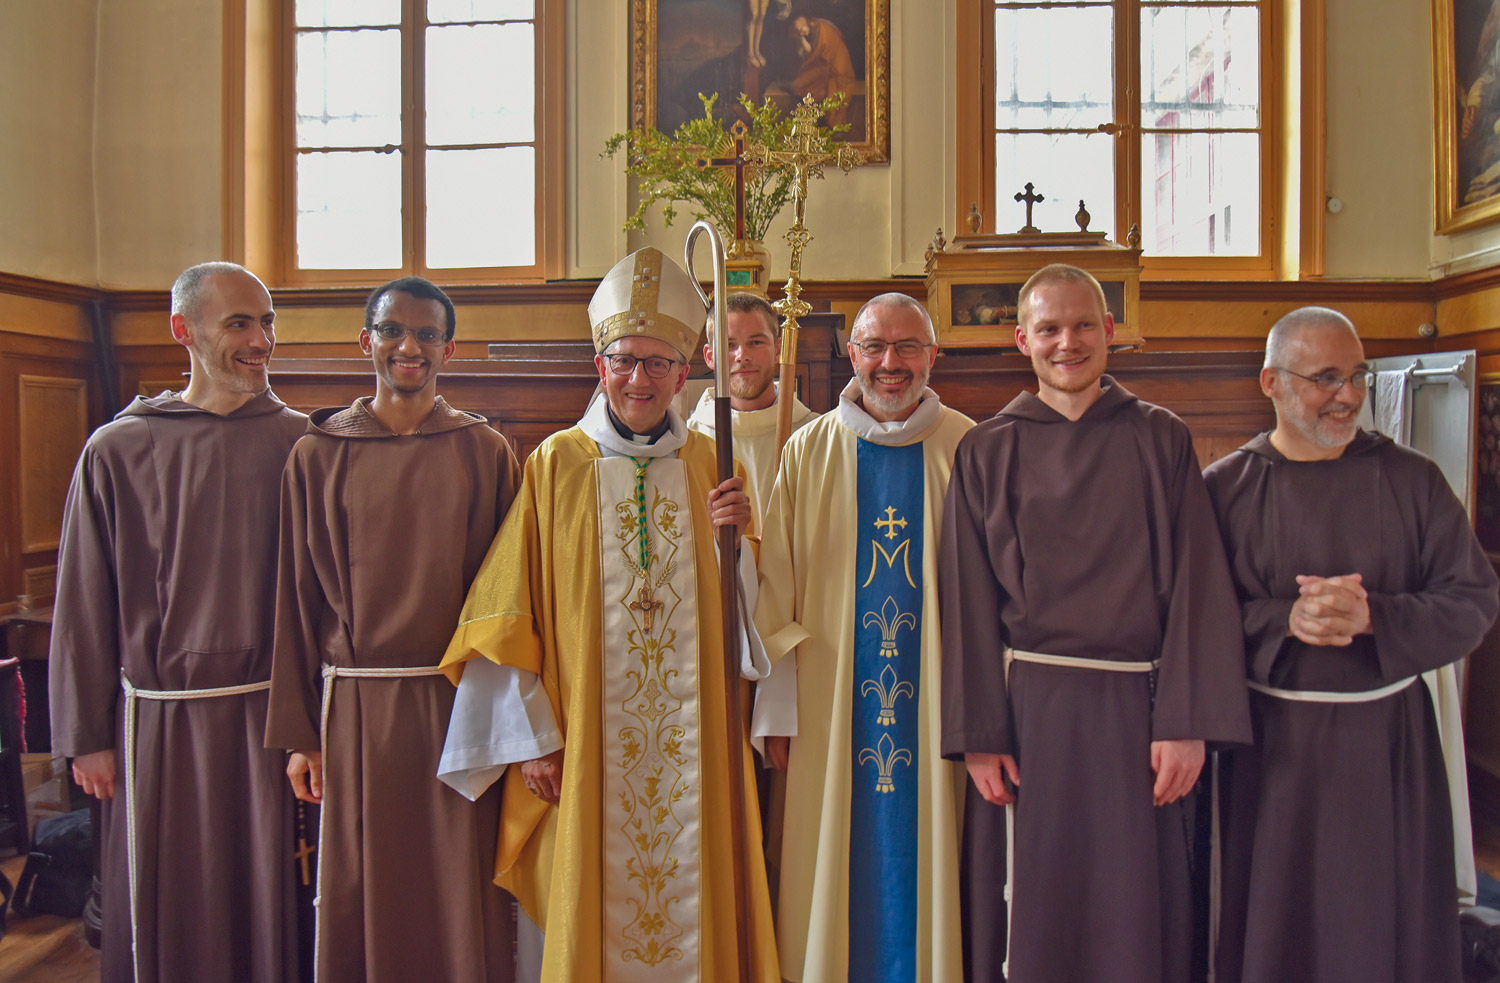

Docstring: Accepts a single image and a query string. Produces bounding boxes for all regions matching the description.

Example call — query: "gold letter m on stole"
[862,537,917,589]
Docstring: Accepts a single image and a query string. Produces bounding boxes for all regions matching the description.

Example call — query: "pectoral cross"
[1014,182,1044,233]
[630,584,665,635]
[694,119,752,242]
[294,835,315,886]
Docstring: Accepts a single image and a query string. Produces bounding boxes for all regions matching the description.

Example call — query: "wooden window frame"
[225,0,565,287]
[957,0,1321,281]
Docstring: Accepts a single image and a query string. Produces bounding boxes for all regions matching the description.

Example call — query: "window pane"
[296,0,399,28]
[426,148,536,268]
[297,152,403,269]
[426,24,536,145]
[1140,6,1259,129]
[428,0,534,22]
[296,29,402,148]
[995,7,1114,130]
[1139,131,1259,255]
[995,133,1115,235]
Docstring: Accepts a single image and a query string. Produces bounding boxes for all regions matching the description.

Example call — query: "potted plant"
[603,92,849,284]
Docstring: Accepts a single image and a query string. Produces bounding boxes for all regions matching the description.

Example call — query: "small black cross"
[1014,182,1044,233]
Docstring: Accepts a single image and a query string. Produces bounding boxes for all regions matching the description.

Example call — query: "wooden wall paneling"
[20,565,56,604]
[18,375,89,553]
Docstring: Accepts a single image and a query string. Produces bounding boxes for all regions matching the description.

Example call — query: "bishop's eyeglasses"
[1271,367,1376,392]
[602,353,680,379]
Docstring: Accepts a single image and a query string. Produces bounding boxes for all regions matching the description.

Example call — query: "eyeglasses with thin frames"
[1271,367,1375,393]
[850,339,936,360]
[603,353,680,379]
[371,322,448,346]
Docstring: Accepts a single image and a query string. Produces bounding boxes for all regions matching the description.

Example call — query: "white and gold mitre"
[588,246,706,359]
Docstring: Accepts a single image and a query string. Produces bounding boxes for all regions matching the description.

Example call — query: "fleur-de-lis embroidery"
[857,732,912,794]
[860,664,915,726]
[862,596,918,659]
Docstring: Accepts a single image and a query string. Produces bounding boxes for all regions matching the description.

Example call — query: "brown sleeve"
[49,445,123,757]
[264,447,326,751]
[939,432,1014,759]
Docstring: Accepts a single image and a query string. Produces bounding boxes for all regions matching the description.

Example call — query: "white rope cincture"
[998,648,1161,976]
[1246,675,1418,704]
[121,673,272,983]
[312,663,446,983]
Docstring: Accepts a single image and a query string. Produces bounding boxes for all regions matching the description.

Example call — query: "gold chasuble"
[441,412,778,983]
[755,386,973,983]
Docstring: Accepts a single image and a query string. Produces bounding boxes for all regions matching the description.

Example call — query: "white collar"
[836,379,945,446]
[580,392,689,459]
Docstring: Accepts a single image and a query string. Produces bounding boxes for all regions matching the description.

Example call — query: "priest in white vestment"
[687,290,818,527]
[435,246,791,983]
[754,293,973,983]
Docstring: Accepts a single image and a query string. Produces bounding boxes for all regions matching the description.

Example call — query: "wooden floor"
[1,820,1498,982]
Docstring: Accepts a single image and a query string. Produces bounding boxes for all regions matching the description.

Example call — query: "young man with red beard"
[51,262,306,983]
[754,292,974,982]
[266,276,522,983]
[939,264,1250,983]
[1205,308,1497,983]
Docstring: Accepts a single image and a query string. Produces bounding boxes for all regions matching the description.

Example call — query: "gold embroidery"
[613,480,690,966]
[874,506,908,540]
[857,732,912,793]
[861,664,914,727]
[862,596,917,659]
[862,537,917,589]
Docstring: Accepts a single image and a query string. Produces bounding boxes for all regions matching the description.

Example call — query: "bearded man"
[939,263,1250,983]
[754,292,973,982]
[687,290,818,528]
[1204,307,1498,983]
[51,261,306,982]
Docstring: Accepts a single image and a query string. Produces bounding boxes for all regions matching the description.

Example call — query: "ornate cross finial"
[745,94,865,339]
[1014,182,1044,233]
[693,119,754,242]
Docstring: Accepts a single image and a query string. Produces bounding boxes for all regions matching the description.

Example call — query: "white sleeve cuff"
[437,659,563,801]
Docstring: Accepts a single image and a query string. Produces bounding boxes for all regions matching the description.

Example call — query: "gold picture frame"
[1433,0,1500,233]
[630,0,890,164]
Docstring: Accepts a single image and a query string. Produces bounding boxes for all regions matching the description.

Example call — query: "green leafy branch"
[602,92,850,241]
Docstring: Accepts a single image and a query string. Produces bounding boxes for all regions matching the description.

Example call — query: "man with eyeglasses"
[1204,306,1498,983]
[434,247,783,981]
[265,275,523,983]
[51,262,305,983]
[754,292,973,982]
[940,264,1251,983]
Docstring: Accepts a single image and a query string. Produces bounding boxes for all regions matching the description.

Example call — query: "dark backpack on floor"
[12,808,92,918]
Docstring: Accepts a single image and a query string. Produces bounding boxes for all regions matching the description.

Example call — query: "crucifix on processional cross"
[745,93,865,456]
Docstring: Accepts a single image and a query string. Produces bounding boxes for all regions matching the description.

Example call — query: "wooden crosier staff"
[746,94,863,460]
[684,219,753,983]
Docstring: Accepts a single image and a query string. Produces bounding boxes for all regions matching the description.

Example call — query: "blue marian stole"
[849,439,923,983]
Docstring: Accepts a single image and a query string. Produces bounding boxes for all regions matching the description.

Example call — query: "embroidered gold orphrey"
[595,454,703,981]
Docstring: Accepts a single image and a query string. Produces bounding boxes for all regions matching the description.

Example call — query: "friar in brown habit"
[939,263,1252,983]
[50,262,307,983]
[1204,307,1498,983]
[265,276,522,983]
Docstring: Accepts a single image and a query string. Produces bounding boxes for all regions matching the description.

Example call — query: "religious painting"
[1474,378,1500,551]
[1434,0,1500,232]
[630,0,890,163]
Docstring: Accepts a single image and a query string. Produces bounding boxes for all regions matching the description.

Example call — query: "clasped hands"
[1288,572,1371,647]
[965,739,1204,809]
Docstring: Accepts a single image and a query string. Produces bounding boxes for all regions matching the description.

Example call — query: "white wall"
[0,0,100,283]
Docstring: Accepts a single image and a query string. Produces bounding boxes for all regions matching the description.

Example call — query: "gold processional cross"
[745,94,864,454]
